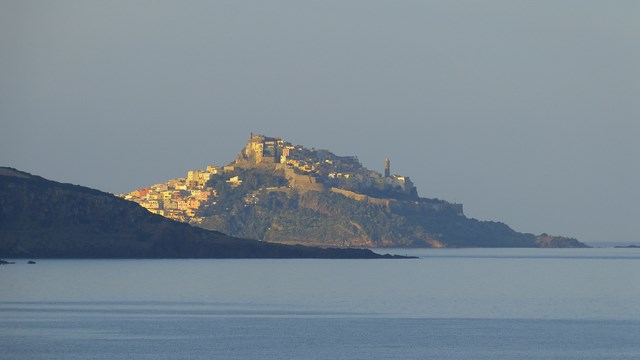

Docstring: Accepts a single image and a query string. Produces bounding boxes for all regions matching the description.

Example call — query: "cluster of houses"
[119,166,221,223]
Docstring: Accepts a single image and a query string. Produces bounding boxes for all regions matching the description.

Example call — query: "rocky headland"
[120,134,588,248]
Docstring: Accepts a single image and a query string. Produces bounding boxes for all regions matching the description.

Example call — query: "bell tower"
[384,158,390,178]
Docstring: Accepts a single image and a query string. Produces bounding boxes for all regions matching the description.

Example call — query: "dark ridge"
[0,167,404,259]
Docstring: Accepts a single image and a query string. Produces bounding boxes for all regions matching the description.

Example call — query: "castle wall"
[330,188,394,208]
[330,187,463,215]
[389,200,464,215]
[280,165,326,192]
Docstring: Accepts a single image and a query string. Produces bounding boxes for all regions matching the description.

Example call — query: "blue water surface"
[1,248,639,359]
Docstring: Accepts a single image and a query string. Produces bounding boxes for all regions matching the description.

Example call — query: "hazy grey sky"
[1,1,638,244]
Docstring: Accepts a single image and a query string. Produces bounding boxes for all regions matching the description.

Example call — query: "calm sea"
[1,248,639,359]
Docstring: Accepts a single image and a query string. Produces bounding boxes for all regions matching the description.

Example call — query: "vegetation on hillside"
[198,180,585,248]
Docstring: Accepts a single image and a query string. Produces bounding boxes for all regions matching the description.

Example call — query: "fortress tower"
[384,158,390,178]
[243,133,281,165]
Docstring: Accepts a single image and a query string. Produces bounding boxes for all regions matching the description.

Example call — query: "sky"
[1,1,638,244]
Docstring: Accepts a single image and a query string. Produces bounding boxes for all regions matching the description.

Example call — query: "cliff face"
[0,168,391,259]
[198,182,587,248]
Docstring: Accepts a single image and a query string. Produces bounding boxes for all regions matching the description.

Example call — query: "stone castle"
[235,133,419,195]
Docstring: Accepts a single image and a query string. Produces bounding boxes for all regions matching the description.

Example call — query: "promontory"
[119,134,587,248]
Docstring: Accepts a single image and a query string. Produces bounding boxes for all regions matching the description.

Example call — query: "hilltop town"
[119,134,461,226]
[119,134,582,248]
